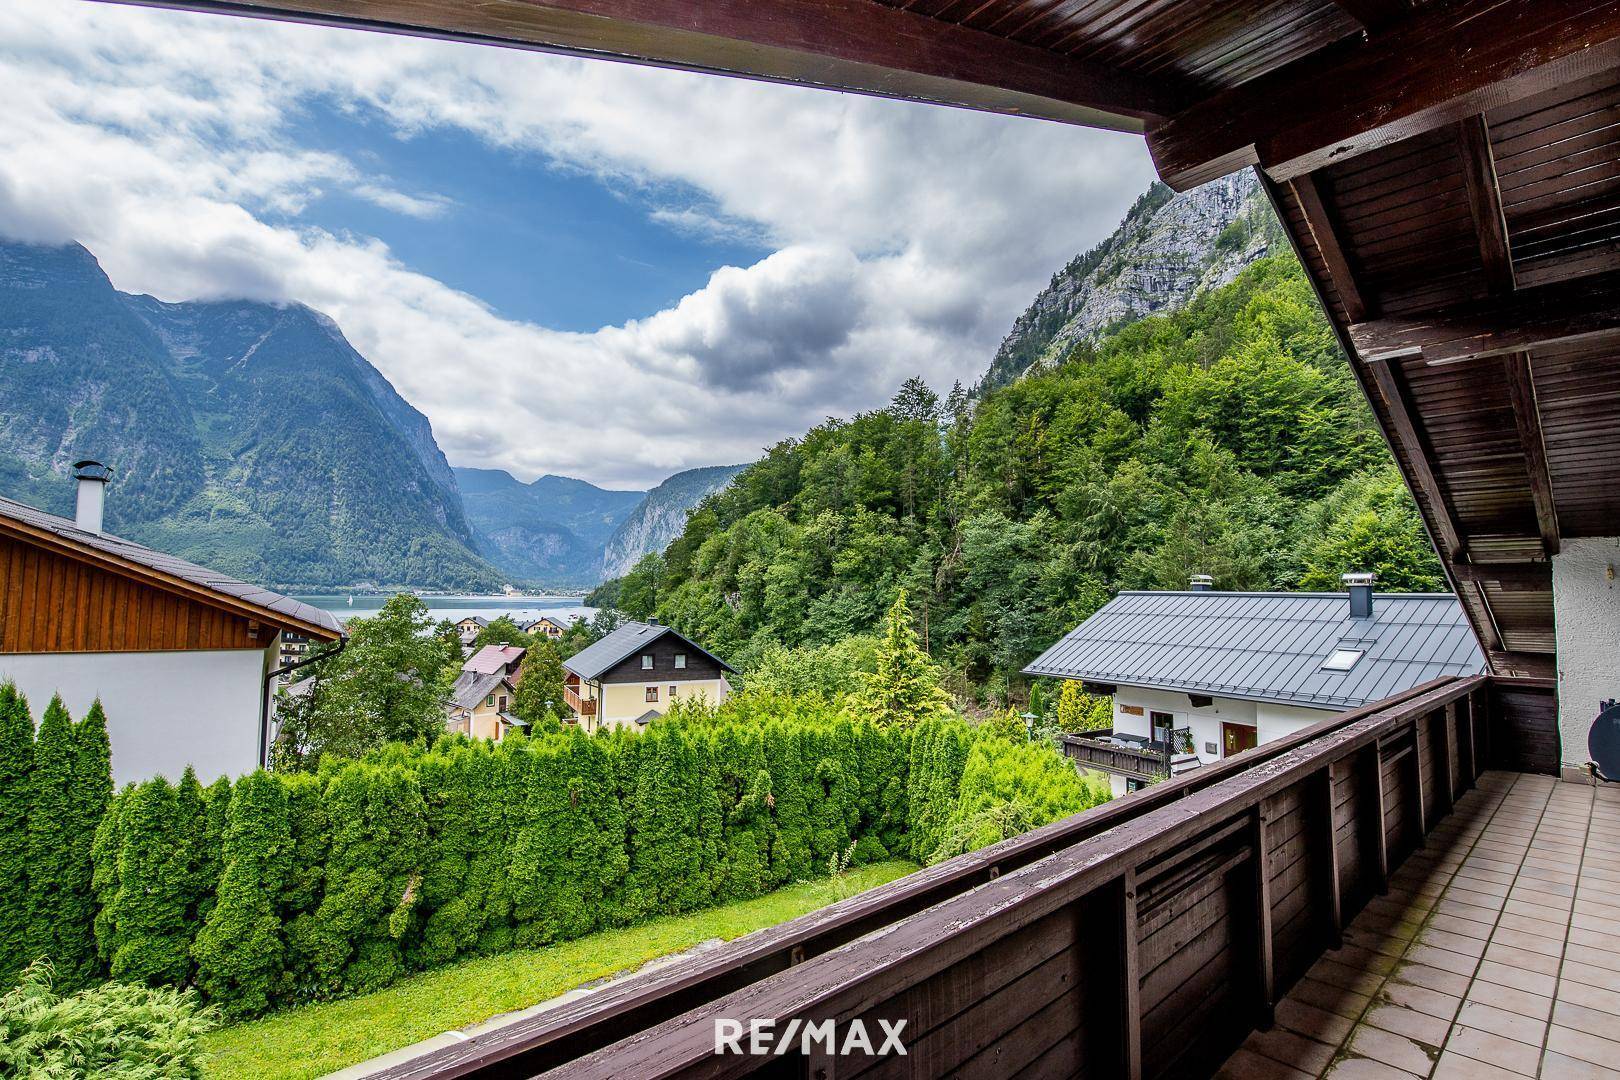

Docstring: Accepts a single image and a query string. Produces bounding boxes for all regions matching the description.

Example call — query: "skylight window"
[1322,649,1364,672]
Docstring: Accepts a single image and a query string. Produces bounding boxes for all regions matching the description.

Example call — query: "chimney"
[1189,574,1214,592]
[1343,572,1375,619]
[72,460,111,535]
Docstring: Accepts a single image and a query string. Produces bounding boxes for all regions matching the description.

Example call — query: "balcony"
[563,684,596,717]
[375,674,1593,1080]
[1062,727,1199,781]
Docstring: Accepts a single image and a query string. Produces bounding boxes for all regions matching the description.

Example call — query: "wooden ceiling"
[107,0,1620,677]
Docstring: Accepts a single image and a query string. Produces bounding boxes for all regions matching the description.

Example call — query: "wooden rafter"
[1500,352,1560,556]
[1146,0,1620,189]
[1451,562,1552,591]
[1331,0,1411,33]
[1363,358,1464,560]
[1456,115,1516,295]
[1348,270,1620,365]
[1290,174,1369,322]
[100,0,1184,130]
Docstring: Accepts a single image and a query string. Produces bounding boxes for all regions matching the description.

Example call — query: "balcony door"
[1222,722,1258,757]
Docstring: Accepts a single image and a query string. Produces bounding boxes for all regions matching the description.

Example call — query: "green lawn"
[201,860,918,1080]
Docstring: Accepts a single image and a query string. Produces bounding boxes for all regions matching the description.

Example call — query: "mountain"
[977,170,1282,393]
[601,464,748,579]
[0,238,502,590]
[454,468,645,585]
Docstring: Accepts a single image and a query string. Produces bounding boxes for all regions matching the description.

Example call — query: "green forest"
[592,255,1444,701]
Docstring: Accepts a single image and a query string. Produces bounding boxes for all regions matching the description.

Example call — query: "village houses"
[563,620,733,733]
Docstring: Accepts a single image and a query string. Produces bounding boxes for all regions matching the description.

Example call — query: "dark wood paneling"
[599,632,727,683]
[0,535,263,653]
[1489,680,1559,775]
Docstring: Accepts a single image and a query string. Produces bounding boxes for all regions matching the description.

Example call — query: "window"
[645,686,659,702]
[485,695,494,707]
[675,654,687,669]
[669,685,679,697]
[498,694,508,711]
[1322,648,1364,672]
[641,654,654,670]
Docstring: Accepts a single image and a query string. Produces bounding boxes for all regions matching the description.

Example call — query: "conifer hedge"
[0,681,1106,1023]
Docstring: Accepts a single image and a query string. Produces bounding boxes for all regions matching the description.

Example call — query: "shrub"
[0,683,34,985]
[0,960,217,1078]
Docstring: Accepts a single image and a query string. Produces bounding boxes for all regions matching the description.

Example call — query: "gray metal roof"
[449,669,512,710]
[1024,590,1485,710]
[562,620,735,680]
[0,492,345,639]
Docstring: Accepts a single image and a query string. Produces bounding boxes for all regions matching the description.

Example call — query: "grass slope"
[201,860,918,1080]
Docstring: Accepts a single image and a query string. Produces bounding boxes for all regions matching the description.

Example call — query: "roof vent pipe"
[72,460,111,535]
[1343,572,1375,618]
[1189,575,1214,592]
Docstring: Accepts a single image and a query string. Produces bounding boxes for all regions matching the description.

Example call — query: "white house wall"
[0,647,273,785]
[1552,537,1620,773]
[1112,686,1333,764]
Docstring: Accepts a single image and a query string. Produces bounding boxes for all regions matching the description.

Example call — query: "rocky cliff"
[978,170,1282,392]
[601,464,747,579]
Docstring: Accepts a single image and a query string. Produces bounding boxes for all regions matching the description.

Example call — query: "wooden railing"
[379,675,1563,1080]
[1062,728,1191,779]
[563,684,595,717]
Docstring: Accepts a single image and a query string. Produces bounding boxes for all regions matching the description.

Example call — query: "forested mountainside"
[978,170,1282,393]
[602,254,1444,699]
[0,239,501,590]
[600,463,747,579]
[453,468,645,585]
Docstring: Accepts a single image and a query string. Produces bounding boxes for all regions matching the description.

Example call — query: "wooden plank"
[1331,0,1411,33]
[1451,561,1553,590]
[1456,114,1517,294]
[1147,0,1620,189]
[1363,744,1390,895]
[1254,807,1276,1028]
[1407,720,1427,838]
[1437,703,1457,815]
[100,0,1184,130]
[1363,357,1465,558]
[1316,768,1343,947]
[1121,869,1143,1080]
[1501,351,1561,556]
[1291,173,1369,321]
[1349,269,1620,366]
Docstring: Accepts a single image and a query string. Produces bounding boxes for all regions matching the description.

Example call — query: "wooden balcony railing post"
[1437,702,1458,812]
[1253,806,1276,1029]
[1315,766,1343,948]
[1120,868,1143,1080]
[1407,719,1428,839]
[1360,744,1390,894]
[1461,686,1481,784]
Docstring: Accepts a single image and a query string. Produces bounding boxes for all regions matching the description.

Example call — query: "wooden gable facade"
[595,630,728,684]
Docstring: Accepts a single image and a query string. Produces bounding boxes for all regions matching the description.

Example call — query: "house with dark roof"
[1025,574,1485,796]
[446,668,526,742]
[562,620,734,732]
[454,615,489,646]
[0,462,346,784]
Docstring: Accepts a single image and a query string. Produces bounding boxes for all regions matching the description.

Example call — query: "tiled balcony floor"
[1218,771,1620,1080]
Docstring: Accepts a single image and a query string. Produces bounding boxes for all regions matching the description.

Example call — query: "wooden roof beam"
[1456,115,1516,296]
[1146,0,1620,190]
[1290,173,1369,322]
[99,0,1185,131]
[1500,352,1561,556]
[1363,358,1465,560]
[1331,0,1412,34]
[1451,561,1552,591]
[1348,270,1620,365]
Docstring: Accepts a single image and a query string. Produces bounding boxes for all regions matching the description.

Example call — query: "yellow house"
[446,668,526,741]
[562,620,733,733]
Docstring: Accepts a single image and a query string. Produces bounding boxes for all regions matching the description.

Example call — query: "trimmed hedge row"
[5,683,1107,1023]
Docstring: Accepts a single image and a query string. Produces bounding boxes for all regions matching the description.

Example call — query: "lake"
[292,593,599,626]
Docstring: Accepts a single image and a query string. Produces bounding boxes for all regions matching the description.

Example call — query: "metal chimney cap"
[72,460,112,482]
[1189,574,1214,591]
[1341,572,1376,587]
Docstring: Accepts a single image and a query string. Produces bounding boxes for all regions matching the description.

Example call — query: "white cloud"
[0,0,1157,488]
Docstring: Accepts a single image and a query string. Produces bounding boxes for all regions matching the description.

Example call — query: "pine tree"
[194,772,294,1019]
[26,696,91,987]
[108,778,192,986]
[61,699,113,987]
[0,683,34,985]
[90,787,129,971]
[849,591,952,725]
[193,777,233,927]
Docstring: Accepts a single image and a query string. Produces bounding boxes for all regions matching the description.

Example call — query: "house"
[562,620,733,732]
[464,642,525,678]
[1025,574,1485,796]
[523,615,568,639]
[446,668,525,741]
[0,462,345,784]
[454,615,488,646]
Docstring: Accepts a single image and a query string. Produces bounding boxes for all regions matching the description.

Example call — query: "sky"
[0,0,1158,489]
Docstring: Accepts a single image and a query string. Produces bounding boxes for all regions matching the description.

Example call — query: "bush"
[0,960,217,1079]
